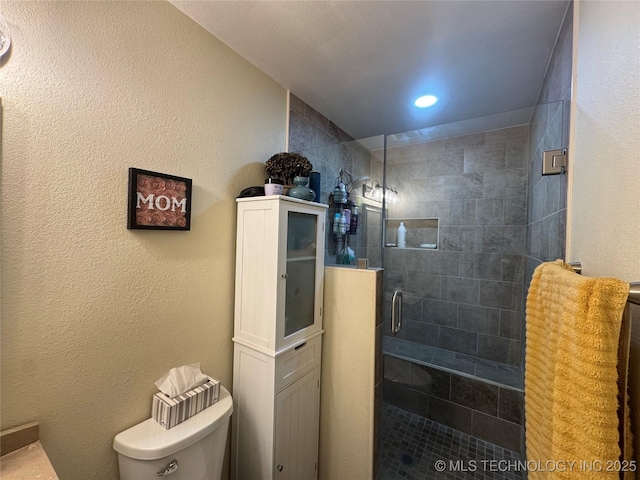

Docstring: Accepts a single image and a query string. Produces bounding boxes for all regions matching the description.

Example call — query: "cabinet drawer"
[275,335,322,392]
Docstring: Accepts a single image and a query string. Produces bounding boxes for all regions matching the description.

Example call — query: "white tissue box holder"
[152,376,220,429]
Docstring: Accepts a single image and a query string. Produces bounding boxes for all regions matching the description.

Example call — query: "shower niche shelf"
[384,217,439,250]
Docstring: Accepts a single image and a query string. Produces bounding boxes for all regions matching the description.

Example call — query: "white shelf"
[288,256,315,262]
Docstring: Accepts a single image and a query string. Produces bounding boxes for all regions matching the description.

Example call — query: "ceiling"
[169,1,569,140]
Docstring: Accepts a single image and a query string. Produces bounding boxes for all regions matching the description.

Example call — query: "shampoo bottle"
[333,213,341,234]
[339,212,347,235]
[349,206,359,234]
[398,222,407,248]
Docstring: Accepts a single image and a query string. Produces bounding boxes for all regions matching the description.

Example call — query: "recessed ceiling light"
[414,95,438,108]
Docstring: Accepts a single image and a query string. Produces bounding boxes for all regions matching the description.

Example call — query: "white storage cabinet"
[231,196,327,480]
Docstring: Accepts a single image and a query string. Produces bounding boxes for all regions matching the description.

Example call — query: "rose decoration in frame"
[127,168,192,230]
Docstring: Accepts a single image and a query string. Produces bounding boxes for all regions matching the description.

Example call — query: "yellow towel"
[525,260,630,479]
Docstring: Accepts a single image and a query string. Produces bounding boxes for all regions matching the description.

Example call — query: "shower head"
[345,175,370,193]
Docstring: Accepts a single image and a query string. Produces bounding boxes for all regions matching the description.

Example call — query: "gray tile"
[505,140,528,169]
[438,327,478,356]
[472,411,523,451]
[457,304,500,336]
[289,93,306,115]
[545,102,564,152]
[289,110,317,151]
[422,299,458,327]
[404,321,440,348]
[479,280,522,311]
[383,380,430,418]
[406,273,442,299]
[304,104,330,130]
[432,354,477,376]
[558,7,573,100]
[451,375,499,416]
[384,273,405,292]
[463,143,506,173]
[474,364,523,390]
[460,253,502,280]
[428,397,473,435]
[524,256,541,290]
[425,173,483,201]
[447,200,463,225]
[428,149,464,176]
[541,210,566,261]
[529,177,544,224]
[329,122,354,144]
[484,128,509,145]
[402,295,423,321]
[440,226,481,252]
[460,199,477,225]
[483,169,527,199]
[499,310,522,340]
[384,356,413,384]
[384,337,435,365]
[445,133,485,150]
[482,225,525,254]
[441,277,480,305]
[498,388,524,425]
[477,335,522,366]
[401,249,425,273]
[420,201,451,223]
[476,199,504,225]
[504,197,527,225]
[501,254,525,283]
[543,176,561,219]
[528,146,543,201]
[424,251,461,276]
[410,363,451,400]
[526,220,542,259]
[392,160,429,183]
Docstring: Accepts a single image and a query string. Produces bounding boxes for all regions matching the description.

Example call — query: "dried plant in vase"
[265,152,313,185]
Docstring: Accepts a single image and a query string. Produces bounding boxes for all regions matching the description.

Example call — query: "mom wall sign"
[127,168,192,230]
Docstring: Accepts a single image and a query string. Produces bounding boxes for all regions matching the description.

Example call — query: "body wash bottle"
[398,222,407,248]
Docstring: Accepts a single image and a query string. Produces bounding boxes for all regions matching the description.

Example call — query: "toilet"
[113,385,233,479]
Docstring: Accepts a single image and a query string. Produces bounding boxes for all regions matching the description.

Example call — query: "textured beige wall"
[320,267,381,480]
[0,2,286,479]
[567,0,640,464]
[567,0,640,279]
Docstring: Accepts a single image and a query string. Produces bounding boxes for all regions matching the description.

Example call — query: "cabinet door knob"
[277,464,284,472]
[281,273,288,279]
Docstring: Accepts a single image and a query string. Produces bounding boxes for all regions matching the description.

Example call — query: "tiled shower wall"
[525,3,572,289]
[289,93,380,265]
[383,125,529,367]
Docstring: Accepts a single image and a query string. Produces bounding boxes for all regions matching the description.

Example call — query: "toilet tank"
[113,386,233,480]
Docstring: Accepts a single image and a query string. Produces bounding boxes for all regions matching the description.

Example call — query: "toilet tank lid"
[113,385,233,460]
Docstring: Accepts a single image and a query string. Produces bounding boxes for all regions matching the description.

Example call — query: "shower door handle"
[391,289,403,335]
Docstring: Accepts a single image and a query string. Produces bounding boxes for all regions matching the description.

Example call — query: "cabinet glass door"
[285,212,317,337]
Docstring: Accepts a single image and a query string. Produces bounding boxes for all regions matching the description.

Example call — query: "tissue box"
[152,376,220,429]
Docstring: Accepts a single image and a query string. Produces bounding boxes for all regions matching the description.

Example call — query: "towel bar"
[568,261,640,306]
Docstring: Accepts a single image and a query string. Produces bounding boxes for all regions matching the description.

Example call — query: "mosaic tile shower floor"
[379,403,526,480]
